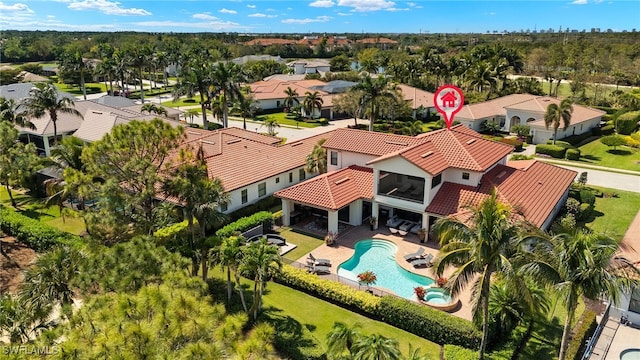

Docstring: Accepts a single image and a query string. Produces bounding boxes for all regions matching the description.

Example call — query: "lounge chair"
[410,222,422,234]
[411,254,434,268]
[308,253,331,266]
[266,235,286,246]
[403,247,425,262]
[387,217,403,228]
[307,264,331,274]
[399,221,413,236]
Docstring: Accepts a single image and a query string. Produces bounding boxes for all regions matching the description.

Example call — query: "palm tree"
[283,86,300,110]
[60,48,92,100]
[326,322,361,359]
[352,333,401,360]
[173,49,211,129]
[521,230,639,360]
[305,138,327,174]
[0,97,35,129]
[241,239,281,320]
[261,116,280,136]
[163,148,230,279]
[432,190,534,359]
[352,75,397,132]
[303,91,324,120]
[402,120,424,136]
[210,62,243,128]
[141,102,168,117]
[544,99,573,145]
[21,83,83,146]
[467,61,497,99]
[231,89,259,130]
[184,108,200,125]
[211,236,248,312]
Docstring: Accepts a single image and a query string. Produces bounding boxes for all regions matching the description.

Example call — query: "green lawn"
[278,228,325,263]
[54,82,107,95]
[161,97,201,107]
[255,113,323,128]
[0,187,85,235]
[537,79,631,99]
[576,140,640,172]
[261,281,441,359]
[583,186,640,240]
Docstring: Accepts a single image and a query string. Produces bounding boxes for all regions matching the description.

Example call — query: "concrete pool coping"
[295,225,475,321]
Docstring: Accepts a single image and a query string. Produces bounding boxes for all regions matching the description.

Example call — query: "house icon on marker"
[440,92,457,108]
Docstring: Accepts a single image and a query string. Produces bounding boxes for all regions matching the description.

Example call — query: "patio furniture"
[410,222,422,234]
[307,264,331,274]
[308,253,331,266]
[387,217,403,234]
[411,254,434,268]
[386,215,399,227]
[403,247,425,262]
[399,221,413,236]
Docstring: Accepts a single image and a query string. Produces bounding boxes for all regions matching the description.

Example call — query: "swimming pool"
[621,349,640,360]
[337,239,434,299]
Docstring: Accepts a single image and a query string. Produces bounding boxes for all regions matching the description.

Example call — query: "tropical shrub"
[509,154,534,160]
[578,203,594,221]
[564,198,581,216]
[535,144,566,158]
[565,310,597,360]
[615,111,640,135]
[565,148,581,160]
[559,213,577,230]
[546,140,574,149]
[216,211,273,238]
[499,138,523,151]
[378,296,481,349]
[0,206,81,251]
[580,189,596,206]
[600,134,626,150]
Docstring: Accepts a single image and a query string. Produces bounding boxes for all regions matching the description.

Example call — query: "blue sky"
[0,1,638,33]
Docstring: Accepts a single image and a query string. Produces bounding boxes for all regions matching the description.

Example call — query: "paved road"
[545,163,640,193]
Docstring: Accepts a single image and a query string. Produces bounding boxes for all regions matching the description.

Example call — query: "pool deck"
[295,225,475,321]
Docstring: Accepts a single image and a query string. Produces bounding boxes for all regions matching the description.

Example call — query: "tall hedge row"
[0,206,80,251]
[566,310,597,360]
[616,111,640,135]
[274,265,482,350]
[535,144,567,158]
[215,211,273,238]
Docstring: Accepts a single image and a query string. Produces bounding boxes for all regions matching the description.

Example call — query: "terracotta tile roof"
[175,127,333,192]
[274,166,373,210]
[367,125,514,174]
[356,37,398,44]
[426,161,576,227]
[456,94,538,120]
[243,38,297,46]
[249,79,328,101]
[514,97,606,126]
[396,84,435,109]
[323,128,423,156]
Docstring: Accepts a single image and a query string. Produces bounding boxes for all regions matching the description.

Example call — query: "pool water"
[621,349,640,360]
[424,287,453,305]
[337,239,434,299]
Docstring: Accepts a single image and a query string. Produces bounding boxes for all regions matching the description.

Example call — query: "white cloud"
[571,0,587,4]
[386,7,408,11]
[248,13,277,18]
[68,0,151,16]
[132,20,248,30]
[407,1,415,6]
[488,11,496,15]
[281,15,332,24]
[0,2,33,12]
[47,15,56,19]
[219,8,237,14]
[337,0,395,12]
[193,13,217,20]
[247,4,256,8]
[337,12,351,16]
[310,0,335,7]
[0,18,118,31]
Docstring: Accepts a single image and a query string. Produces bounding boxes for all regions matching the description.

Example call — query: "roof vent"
[7,89,15,92]
[226,139,241,144]
[91,110,103,114]
[200,140,216,146]
[385,140,408,146]
[466,139,477,145]
[497,171,507,179]
[420,151,434,158]
[290,141,303,147]
[334,177,350,185]
[187,131,202,135]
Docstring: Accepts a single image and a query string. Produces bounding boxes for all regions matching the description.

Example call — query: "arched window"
[526,117,536,122]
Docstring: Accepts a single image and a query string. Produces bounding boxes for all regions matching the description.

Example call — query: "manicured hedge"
[616,111,640,135]
[215,211,273,238]
[228,195,281,222]
[561,132,594,146]
[275,265,381,314]
[566,148,581,160]
[443,326,527,360]
[0,206,80,251]
[499,138,523,151]
[566,310,597,360]
[595,124,615,136]
[546,140,574,149]
[536,144,567,158]
[580,189,596,206]
[378,296,481,349]
[154,220,191,242]
[274,265,482,350]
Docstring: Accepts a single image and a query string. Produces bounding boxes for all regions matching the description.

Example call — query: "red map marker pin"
[433,85,464,130]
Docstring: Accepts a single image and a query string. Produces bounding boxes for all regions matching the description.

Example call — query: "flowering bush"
[436,277,448,287]
[357,271,377,288]
[324,231,337,246]
[414,286,426,301]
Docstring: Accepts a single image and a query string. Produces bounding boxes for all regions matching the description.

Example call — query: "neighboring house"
[355,37,399,49]
[121,103,183,122]
[612,284,640,325]
[286,59,331,75]
[275,126,576,235]
[248,78,332,117]
[395,84,436,118]
[243,38,298,46]
[232,55,285,65]
[176,127,333,214]
[455,94,605,143]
